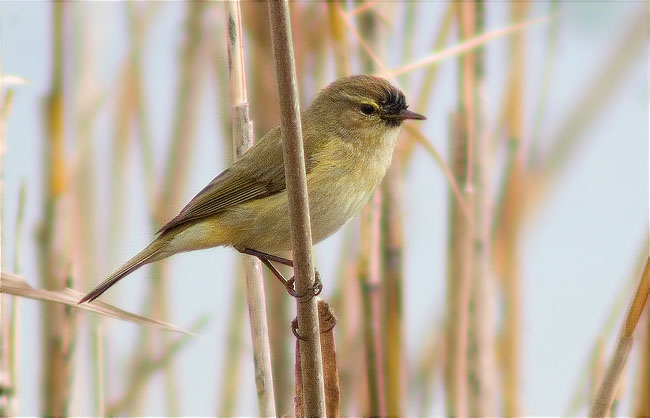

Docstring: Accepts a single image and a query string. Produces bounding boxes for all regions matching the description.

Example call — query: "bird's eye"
[360,104,375,115]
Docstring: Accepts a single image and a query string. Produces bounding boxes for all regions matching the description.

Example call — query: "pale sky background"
[1,1,648,416]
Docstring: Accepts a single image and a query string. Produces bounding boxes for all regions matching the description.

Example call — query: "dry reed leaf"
[0,272,190,334]
[294,300,339,418]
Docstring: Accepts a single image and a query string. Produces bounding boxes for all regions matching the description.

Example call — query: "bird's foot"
[291,317,307,341]
[237,247,322,302]
[291,302,336,341]
[286,271,322,303]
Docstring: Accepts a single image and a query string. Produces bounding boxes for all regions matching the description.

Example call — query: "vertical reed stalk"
[380,4,406,414]
[445,4,476,417]
[71,5,104,412]
[1,177,24,417]
[210,18,246,415]
[381,147,404,417]
[7,182,25,417]
[236,7,294,409]
[1,294,11,416]
[445,115,474,418]
[356,10,386,416]
[495,4,530,415]
[38,3,77,415]
[267,1,326,415]
[224,1,276,414]
[590,257,650,417]
[359,192,384,416]
[467,2,497,416]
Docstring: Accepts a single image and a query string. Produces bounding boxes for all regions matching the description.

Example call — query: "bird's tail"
[78,238,168,304]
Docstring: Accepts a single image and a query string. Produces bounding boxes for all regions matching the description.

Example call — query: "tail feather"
[78,239,166,304]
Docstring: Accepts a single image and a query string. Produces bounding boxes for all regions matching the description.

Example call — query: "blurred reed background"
[1,1,648,416]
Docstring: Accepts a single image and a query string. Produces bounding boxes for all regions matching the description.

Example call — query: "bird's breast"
[222,128,400,252]
[306,129,399,242]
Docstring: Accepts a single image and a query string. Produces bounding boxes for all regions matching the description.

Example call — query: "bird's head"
[308,75,426,142]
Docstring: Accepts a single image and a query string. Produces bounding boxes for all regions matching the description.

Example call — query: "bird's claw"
[291,317,308,341]
[285,272,322,303]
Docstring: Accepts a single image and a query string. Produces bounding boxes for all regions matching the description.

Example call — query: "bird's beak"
[398,109,426,121]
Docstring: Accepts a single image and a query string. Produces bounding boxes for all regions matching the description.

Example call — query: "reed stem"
[445,110,474,418]
[590,257,650,416]
[224,2,277,414]
[267,1,326,414]
[636,306,650,416]
[466,2,497,416]
[381,151,404,416]
[38,3,77,415]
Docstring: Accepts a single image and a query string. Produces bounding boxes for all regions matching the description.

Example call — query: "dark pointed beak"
[398,109,426,121]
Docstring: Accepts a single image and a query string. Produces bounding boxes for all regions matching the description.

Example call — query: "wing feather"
[157,127,288,234]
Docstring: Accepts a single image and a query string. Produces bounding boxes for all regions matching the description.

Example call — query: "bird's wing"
[157,127,289,234]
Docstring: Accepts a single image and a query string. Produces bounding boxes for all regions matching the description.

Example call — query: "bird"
[79,75,425,304]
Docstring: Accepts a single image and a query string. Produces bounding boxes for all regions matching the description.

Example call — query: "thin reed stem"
[444,6,478,415]
[565,239,648,415]
[381,150,404,416]
[70,6,105,412]
[224,3,277,415]
[1,181,25,416]
[267,1,326,415]
[38,3,77,415]
[467,3,497,416]
[356,10,386,416]
[359,193,384,416]
[589,259,650,416]
[636,306,650,416]
[494,4,529,415]
[445,110,474,418]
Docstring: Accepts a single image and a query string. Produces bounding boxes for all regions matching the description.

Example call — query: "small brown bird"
[79,75,425,304]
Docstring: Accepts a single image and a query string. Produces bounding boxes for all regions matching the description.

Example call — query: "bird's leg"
[237,247,322,302]
[237,247,293,267]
